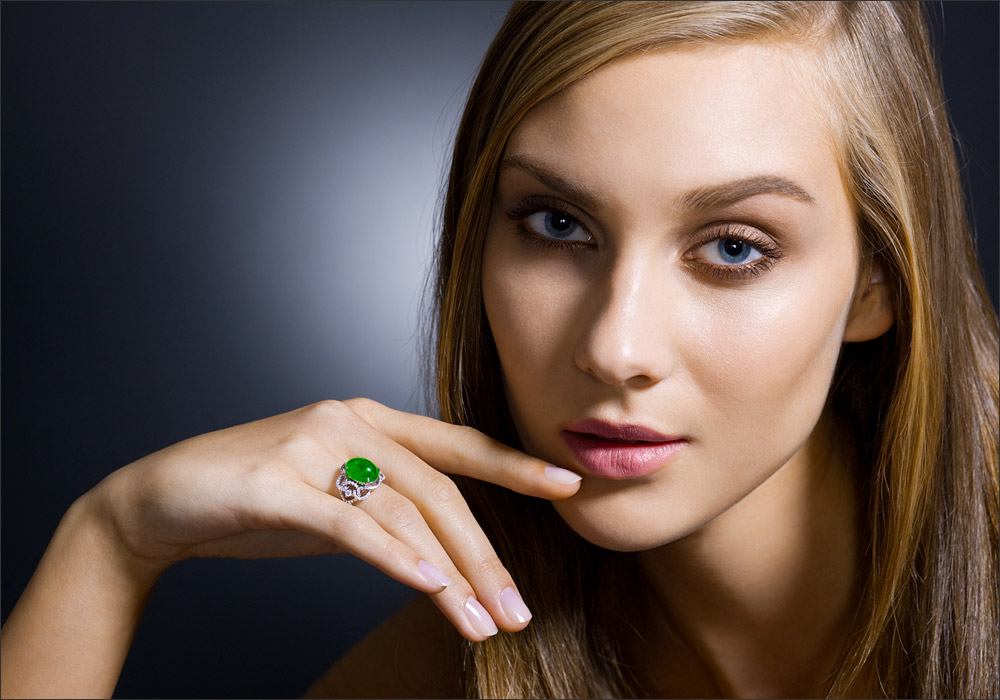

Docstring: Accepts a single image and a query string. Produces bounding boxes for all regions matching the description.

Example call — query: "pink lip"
[561,419,686,480]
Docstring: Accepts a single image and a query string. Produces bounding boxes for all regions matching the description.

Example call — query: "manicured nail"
[500,587,532,623]
[464,596,498,636]
[418,560,451,589]
[545,465,582,484]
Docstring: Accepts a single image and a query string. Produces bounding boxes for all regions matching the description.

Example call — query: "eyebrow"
[499,153,609,211]
[499,153,816,212]
[677,174,817,210]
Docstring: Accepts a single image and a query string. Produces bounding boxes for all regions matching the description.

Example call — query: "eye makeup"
[684,222,783,281]
[504,194,784,281]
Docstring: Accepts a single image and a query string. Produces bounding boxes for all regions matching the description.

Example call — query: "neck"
[632,411,863,699]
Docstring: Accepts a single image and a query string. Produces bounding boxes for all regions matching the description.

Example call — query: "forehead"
[504,41,844,210]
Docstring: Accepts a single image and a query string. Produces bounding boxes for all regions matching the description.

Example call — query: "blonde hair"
[431,2,999,697]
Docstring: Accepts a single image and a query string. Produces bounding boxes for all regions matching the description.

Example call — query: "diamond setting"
[337,458,384,503]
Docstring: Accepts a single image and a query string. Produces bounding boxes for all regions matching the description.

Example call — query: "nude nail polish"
[545,465,582,484]
[418,560,451,588]
[465,596,499,636]
[501,587,532,623]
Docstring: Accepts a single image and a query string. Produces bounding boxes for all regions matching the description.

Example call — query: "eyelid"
[686,222,778,254]
[504,198,783,278]
[506,195,592,227]
[684,222,783,281]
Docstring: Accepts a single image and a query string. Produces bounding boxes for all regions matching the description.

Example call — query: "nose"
[573,254,676,388]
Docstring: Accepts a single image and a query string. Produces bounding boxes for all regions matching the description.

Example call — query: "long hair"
[430,2,999,697]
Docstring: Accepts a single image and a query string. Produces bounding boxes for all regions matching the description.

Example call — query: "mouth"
[561,419,687,480]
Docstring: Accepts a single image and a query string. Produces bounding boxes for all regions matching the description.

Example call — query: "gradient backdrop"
[2,2,996,697]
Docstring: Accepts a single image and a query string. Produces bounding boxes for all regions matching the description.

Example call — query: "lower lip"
[561,431,686,479]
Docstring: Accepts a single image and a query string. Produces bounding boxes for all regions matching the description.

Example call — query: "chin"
[551,486,703,553]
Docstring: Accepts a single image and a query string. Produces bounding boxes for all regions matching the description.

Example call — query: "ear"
[843,262,896,342]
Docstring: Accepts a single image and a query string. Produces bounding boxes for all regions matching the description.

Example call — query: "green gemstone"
[344,457,380,484]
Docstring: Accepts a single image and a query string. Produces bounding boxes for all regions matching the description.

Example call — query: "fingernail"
[418,560,451,589]
[545,465,582,484]
[464,596,498,636]
[500,587,532,623]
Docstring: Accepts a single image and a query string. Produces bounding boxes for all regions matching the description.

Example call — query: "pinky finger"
[277,482,451,595]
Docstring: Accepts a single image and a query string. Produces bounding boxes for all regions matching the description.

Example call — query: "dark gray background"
[2,2,996,697]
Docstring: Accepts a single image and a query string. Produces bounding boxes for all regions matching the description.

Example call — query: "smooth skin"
[0,399,580,698]
[480,42,893,698]
[1,40,897,700]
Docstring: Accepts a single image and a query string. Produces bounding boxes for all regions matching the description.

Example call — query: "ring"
[337,457,385,504]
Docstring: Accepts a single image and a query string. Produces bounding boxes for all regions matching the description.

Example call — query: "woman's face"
[482,42,862,551]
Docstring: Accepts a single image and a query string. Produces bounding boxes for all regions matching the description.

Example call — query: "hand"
[88,398,582,641]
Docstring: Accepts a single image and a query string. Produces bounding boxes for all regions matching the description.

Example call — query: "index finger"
[342,398,581,499]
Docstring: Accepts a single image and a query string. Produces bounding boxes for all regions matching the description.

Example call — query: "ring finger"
[338,475,502,642]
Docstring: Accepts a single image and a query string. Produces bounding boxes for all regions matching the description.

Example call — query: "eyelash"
[505,199,783,282]
[507,197,593,252]
[689,222,783,282]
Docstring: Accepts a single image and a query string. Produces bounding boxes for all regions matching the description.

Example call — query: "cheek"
[683,269,855,459]
[482,231,594,453]
[482,237,583,373]
[483,268,549,359]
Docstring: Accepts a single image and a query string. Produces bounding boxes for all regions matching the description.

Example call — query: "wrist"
[70,483,171,589]
[0,483,166,698]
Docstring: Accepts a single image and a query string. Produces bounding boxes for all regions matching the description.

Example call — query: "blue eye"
[700,237,764,266]
[524,209,590,242]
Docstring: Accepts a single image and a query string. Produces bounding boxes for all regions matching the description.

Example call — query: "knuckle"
[374,534,402,564]
[326,501,362,533]
[341,397,382,420]
[276,431,318,457]
[451,424,485,451]
[496,450,523,479]
[244,461,287,493]
[306,399,350,420]
[298,399,362,432]
[426,473,461,507]
[473,555,508,580]
[382,496,421,530]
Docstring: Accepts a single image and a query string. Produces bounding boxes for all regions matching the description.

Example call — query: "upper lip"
[563,419,682,443]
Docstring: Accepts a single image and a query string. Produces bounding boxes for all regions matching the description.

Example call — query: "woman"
[2,2,997,698]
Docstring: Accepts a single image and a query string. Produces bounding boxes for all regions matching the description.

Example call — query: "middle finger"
[338,441,533,635]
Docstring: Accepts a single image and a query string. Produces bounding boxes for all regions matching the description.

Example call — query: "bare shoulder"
[304,596,465,699]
